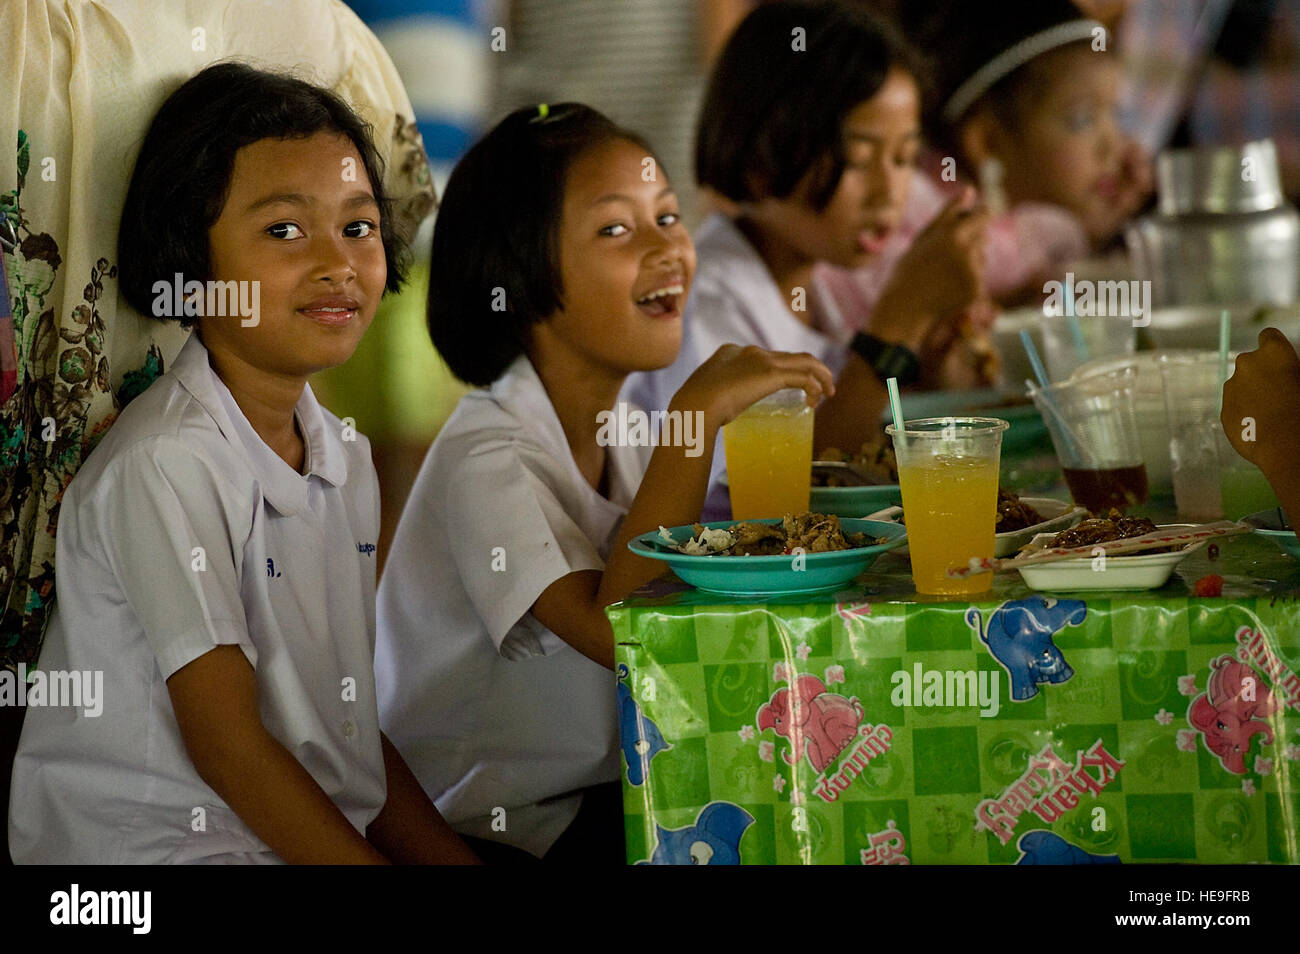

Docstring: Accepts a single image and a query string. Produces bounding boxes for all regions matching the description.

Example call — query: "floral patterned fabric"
[0,0,435,666]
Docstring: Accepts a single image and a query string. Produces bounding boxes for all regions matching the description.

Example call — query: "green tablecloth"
[608,533,1300,865]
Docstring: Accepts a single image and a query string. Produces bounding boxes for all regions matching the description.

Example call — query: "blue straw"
[1020,329,1050,388]
[1064,274,1088,364]
[1020,331,1083,463]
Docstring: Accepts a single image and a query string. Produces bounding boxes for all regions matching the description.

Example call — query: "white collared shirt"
[9,334,387,864]
[623,213,851,516]
[375,355,649,858]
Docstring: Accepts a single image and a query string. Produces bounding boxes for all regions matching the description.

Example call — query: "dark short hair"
[428,103,656,387]
[696,0,925,211]
[117,62,405,325]
[900,0,1095,156]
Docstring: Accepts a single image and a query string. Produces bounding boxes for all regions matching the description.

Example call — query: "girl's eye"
[599,223,629,237]
[657,211,680,228]
[266,222,303,240]
[1066,108,1096,132]
[345,220,377,238]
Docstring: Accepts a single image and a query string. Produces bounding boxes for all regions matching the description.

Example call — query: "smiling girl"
[374,103,833,863]
[8,64,477,864]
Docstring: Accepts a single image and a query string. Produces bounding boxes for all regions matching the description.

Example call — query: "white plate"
[1015,527,1206,592]
[864,498,1087,558]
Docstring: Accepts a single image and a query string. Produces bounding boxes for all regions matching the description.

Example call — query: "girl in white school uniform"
[625,1,992,519]
[375,103,834,863]
[8,64,477,864]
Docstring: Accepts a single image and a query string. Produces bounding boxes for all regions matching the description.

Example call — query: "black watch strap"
[850,332,921,386]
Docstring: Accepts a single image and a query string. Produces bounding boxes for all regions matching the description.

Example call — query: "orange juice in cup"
[723,389,813,519]
[885,417,1008,596]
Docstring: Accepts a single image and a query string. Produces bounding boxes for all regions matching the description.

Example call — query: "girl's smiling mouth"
[299,295,361,326]
[634,281,685,318]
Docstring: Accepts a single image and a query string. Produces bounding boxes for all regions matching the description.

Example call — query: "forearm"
[596,403,719,606]
[194,723,388,864]
[813,354,888,455]
[367,733,482,864]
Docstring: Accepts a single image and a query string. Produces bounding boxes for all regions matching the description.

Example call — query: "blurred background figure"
[1116,0,1300,202]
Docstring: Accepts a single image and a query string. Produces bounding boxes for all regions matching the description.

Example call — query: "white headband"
[942,19,1107,124]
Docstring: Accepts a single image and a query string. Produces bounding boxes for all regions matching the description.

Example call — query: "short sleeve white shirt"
[8,333,387,864]
[375,355,650,858]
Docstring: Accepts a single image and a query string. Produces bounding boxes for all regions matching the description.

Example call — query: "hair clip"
[529,102,572,125]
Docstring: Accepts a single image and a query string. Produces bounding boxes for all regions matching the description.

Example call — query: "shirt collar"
[171,333,349,515]
[487,354,642,512]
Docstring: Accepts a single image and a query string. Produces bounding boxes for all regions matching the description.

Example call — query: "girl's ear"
[958,109,1004,168]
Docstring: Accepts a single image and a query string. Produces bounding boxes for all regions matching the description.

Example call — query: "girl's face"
[203,131,387,380]
[540,137,695,376]
[740,67,921,270]
[989,47,1126,243]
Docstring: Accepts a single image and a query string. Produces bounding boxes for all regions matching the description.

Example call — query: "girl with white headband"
[901,0,1153,306]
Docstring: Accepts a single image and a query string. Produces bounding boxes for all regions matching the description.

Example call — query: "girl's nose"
[312,234,357,283]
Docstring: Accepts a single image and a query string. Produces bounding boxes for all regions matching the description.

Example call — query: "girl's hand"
[1222,328,1300,475]
[672,344,835,428]
[872,188,989,351]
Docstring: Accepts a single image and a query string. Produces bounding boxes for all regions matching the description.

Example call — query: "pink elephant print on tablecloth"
[1186,656,1280,775]
[757,674,864,774]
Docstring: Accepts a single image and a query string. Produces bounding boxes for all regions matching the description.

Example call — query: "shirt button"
[342,720,355,738]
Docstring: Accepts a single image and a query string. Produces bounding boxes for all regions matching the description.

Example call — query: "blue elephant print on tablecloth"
[617,664,669,786]
[1016,830,1121,865]
[967,597,1086,701]
[638,802,755,865]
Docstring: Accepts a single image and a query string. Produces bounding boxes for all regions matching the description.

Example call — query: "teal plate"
[629,518,908,597]
[1245,509,1300,559]
[809,483,902,517]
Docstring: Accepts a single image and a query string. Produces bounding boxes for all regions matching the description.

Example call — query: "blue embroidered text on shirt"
[266,558,282,578]
[357,542,376,557]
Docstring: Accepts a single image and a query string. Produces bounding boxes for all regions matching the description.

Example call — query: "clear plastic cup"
[1041,307,1137,382]
[723,388,813,520]
[1028,367,1149,513]
[1157,352,1256,521]
[884,417,1009,596]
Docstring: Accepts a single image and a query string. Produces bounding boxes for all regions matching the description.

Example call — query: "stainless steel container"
[1127,139,1300,308]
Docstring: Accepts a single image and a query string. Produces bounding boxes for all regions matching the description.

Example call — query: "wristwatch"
[849,332,921,387]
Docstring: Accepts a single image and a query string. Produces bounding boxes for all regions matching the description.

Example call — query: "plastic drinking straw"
[886,376,906,450]
[1064,274,1088,364]
[1020,329,1050,388]
[1217,309,1231,414]
[1021,325,1085,463]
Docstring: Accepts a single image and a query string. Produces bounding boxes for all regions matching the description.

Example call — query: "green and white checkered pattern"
[611,592,1300,864]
